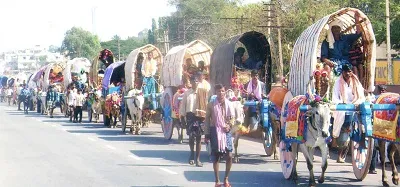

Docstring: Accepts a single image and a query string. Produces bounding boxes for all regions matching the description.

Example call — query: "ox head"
[133,94,145,111]
[305,76,331,138]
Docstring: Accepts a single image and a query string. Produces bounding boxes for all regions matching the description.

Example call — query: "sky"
[0,0,263,52]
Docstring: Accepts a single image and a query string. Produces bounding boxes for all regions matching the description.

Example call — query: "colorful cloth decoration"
[285,95,308,141]
[373,93,400,142]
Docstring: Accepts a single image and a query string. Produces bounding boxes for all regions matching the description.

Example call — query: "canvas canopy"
[63,57,91,89]
[210,31,272,92]
[124,44,163,91]
[288,8,376,96]
[102,61,125,90]
[161,40,212,87]
[42,62,66,91]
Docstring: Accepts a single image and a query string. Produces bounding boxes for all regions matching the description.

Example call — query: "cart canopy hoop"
[125,44,163,91]
[102,61,125,90]
[210,31,272,92]
[288,8,376,97]
[161,40,212,87]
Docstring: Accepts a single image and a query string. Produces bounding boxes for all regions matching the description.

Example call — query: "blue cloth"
[321,33,362,62]
[46,91,57,102]
[143,77,156,95]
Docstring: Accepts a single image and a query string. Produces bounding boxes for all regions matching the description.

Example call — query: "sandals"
[224,182,232,187]
[189,159,195,165]
[195,161,203,167]
[214,184,223,187]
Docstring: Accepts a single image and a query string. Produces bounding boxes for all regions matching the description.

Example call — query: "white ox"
[126,89,145,135]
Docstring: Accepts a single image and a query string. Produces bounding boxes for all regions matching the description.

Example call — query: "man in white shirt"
[17,85,23,110]
[67,87,77,122]
[6,87,13,105]
[179,75,209,167]
[73,89,85,123]
[331,64,365,163]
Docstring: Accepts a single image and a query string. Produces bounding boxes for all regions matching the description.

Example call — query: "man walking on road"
[179,74,209,167]
[204,84,234,187]
[73,89,85,123]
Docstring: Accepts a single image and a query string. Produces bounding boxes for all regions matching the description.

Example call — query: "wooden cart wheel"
[351,136,374,181]
[161,92,173,140]
[122,104,127,133]
[280,141,295,179]
[262,124,276,156]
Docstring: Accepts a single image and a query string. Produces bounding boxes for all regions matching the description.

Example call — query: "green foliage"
[61,27,102,60]
[100,36,147,60]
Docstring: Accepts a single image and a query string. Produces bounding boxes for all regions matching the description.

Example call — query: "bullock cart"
[160,40,213,141]
[63,58,91,119]
[278,8,378,185]
[209,31,274,162]
[102,61,125,128]
[122,44,163,134]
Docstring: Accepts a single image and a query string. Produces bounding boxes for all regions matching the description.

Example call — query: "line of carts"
[2,7,400,186]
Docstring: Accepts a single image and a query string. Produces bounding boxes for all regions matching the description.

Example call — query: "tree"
[48,45,60,53]
[148,30,155,44]
[100,35,147,60]
[61,27,102,59]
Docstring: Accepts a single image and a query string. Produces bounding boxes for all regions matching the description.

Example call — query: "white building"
[1,45,67,71]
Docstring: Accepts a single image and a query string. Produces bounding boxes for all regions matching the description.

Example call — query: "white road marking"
[129,155,143,161]
[51,124,56,127]
[159,167,178,175]
[87,137,96,142]
[35,119,42,122]
[105,145,116,150]
[267,168,274,172]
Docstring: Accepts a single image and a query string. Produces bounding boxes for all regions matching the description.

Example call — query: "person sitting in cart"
[234,47,246,69]
[331,63,365,163]
[243,70,267,130]
[141,52,157,95]
[183,58,199,87]
[135,53,144,88]
[321,11,362,77]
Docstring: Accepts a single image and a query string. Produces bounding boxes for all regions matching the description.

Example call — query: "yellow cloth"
[141,58,157,77]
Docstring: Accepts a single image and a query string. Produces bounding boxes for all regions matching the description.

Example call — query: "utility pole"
[258,1,288,79]
[386,0,392,84]
[118,38,121,61]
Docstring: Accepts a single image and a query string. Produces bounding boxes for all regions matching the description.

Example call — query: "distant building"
[1,45,67,72]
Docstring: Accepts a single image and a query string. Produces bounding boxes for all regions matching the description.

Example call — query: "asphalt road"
[0,103,386,187]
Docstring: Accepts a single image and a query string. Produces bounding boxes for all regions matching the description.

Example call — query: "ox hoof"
[309,181,316,187]
[233,157,239,163]
[135,131,141,135]
[383,181,390,187]
[318,177,325,184]
[392,177,399,185]
[274,155,279,160]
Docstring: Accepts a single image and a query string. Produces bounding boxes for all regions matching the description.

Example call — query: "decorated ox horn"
[307,76,315,101]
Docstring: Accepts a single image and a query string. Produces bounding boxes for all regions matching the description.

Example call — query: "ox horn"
[321,77,331,101]
[307,76,315,100]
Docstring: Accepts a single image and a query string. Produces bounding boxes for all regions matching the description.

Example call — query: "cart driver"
[141,52,157,95]
[243,70,267,130]
[321,11,362,77]
[331,64,365,163]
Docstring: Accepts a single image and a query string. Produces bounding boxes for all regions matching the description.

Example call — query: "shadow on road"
[183,170,368,187]
[130,150,208,164]
[100,135,176,145]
